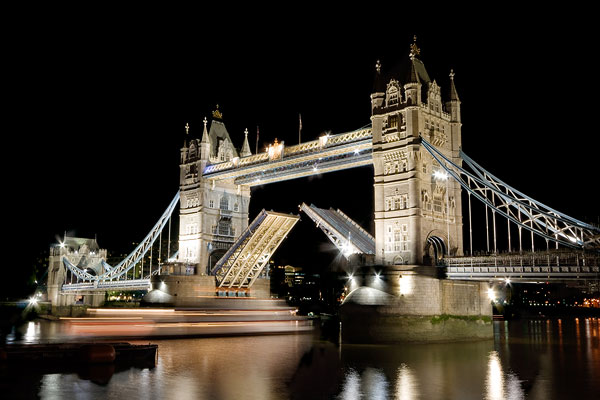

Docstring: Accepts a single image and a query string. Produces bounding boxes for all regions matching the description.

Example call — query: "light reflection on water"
[3,318,600,398]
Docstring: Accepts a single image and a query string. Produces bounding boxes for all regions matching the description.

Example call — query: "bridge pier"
[340,266,493,343]
[144,275,272,306]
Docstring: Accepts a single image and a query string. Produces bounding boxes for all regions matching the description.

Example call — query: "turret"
[404,49,421,106]
[240,128,252,157]
[200,117,210,160]
[371,60,385,114]
[371,60,385,144]
[446,69,461,123]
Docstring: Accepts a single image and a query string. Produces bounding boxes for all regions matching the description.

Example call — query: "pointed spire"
[201,117,209,144]
[448,69,460,101]
[406,36,422,85]
[406,57,420,84]
[199,116,211,161]
[240,128,252,157]
[373,59,385,93]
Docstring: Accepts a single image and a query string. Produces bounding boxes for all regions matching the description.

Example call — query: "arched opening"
[208,249,227,275]
[424,235,447,266]
[392,255,405,265]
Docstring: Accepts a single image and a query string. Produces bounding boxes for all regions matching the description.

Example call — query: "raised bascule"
[48,38,600,341]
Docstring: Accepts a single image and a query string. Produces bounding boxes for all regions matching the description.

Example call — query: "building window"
[433,197,443,213]
[234,203,239,212]
[218,221,231,236]
[220,196,229,210]
[209,199,214,208]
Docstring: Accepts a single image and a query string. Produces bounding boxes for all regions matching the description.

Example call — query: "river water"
[2,318,599,399]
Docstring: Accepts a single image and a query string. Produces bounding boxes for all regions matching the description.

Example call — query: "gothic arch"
[392,255,405,265]
[424,231,447,266]
[208,248,227,275]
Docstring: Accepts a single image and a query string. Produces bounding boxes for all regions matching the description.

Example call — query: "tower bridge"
[48,38,599,315]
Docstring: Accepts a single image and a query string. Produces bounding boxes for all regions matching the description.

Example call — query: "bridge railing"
[444,250,599,269]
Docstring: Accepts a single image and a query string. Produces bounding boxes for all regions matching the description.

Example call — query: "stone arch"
[423,231,447,266]
[207,248,227,275]
[392,255,405,265]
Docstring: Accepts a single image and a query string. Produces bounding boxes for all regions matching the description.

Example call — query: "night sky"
[8,8,599,286]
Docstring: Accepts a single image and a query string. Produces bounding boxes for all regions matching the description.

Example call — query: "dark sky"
[9,8,599,274]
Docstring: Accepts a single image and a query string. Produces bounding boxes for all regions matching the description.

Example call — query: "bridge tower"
[178,107,252,274]
[371,38,464,266]
[47,236,107,307]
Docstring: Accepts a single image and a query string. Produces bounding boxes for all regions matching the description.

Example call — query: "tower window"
[220,196,229,210]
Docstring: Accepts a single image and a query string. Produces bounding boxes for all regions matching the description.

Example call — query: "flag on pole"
[299,113,302,144]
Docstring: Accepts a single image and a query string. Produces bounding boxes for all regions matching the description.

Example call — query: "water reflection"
[3,318,600,398]
[338,369,361,399]
[395,364,417,400]
[486,351,525,400]
[486,351,504,400]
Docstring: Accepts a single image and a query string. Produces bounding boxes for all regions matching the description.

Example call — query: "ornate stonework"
[371,42,463,265]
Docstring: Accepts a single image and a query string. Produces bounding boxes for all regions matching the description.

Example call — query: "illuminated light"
[433,169,448,181]
[505,278,511,284]
[341,241,355,257]
[348,274,354,281]
[313,165,318,172]
[375,272,381,279]
[487,288,496,301]
[28,297,38,306]
[399,275,412,295]
[59,241,66,249]
[354,149,360,155]
[319,134,330,147]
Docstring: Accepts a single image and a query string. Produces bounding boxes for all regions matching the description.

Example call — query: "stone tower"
[178,107,252,274]
[371,39,463,266]
[47,236,107,307]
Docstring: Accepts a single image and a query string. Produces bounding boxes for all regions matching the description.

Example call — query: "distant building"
[284,265,304,287]
[47,236,107,307]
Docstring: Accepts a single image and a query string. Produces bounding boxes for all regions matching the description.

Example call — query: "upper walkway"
[202,127,373,186]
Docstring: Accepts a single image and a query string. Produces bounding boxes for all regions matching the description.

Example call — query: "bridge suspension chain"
[420,137,600,251]
[62,192,180,287]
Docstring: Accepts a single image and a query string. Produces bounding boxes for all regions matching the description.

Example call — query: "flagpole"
[256,126,259,154]
[299,113,302,144]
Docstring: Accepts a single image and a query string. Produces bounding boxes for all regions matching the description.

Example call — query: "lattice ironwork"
[211,210,300,288]
[420,137,600,251]
[300,203,375,259]
[61,192,180,290]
